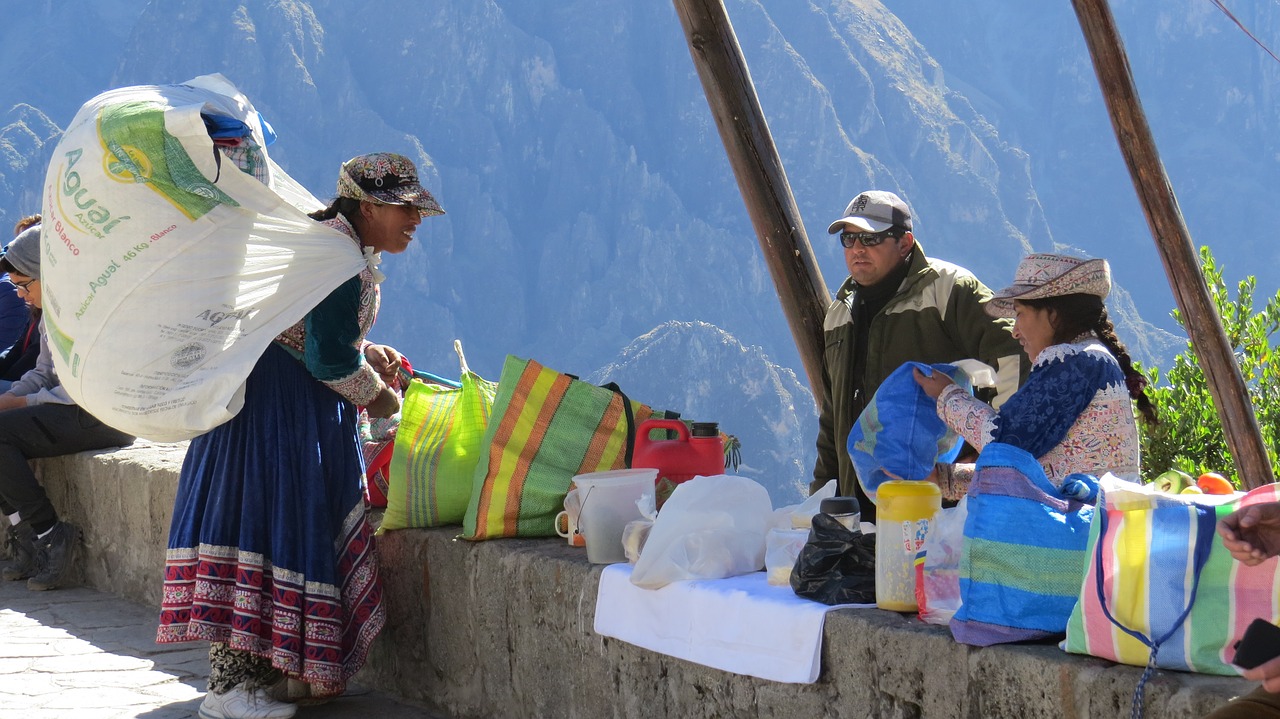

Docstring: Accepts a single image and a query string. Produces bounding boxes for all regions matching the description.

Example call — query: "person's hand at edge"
[1241,653,1280,693]
[1218,503,1280,566]
[0,393,26,412]
[364,344,404,387]
[913,367,956,400]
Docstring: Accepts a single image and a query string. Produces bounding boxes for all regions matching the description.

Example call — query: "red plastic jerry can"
[632,419,725,486]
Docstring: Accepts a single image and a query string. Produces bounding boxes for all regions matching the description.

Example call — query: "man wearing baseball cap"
[813,190,1027,521]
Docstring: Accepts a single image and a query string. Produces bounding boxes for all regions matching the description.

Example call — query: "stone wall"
[31,442,1255,718]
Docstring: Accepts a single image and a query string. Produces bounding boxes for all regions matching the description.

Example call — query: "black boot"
[27,521,81,591]
[1,523,37,581]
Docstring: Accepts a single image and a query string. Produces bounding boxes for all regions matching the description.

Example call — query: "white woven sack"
[40,74,365,441]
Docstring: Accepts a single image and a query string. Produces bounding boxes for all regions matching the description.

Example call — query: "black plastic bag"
[790,513,877,605]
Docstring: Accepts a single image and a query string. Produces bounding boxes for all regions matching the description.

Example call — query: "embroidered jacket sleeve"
[988,343,1118,459]
[298,276,382,406]
[274,215,384,406]
[937,383,997,452]
[935,340,1137,492]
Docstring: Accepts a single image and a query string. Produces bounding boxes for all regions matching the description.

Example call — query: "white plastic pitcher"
[574,468,657,564]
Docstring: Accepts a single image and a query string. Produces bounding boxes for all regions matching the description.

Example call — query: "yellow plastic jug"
[874,480,941,612]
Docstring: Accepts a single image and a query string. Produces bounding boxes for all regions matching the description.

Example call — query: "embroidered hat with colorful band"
[826,190,913,235]
[986,253,1111,318]
[337,152,445,217]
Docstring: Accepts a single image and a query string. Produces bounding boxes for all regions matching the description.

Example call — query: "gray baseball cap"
[827,190,913,235]
[0,225,40,279]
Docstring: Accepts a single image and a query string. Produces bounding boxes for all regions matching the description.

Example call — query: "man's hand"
[912,367,956,400]
[1218,503,1280,566]
[1242,654,1280,693]
[0,394,27,412]
[364,344,404,386]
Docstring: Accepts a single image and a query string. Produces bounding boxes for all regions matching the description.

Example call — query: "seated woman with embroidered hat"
[913,253,1158,499]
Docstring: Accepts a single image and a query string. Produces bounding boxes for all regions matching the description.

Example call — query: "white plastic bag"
[918,496,968,626]
[764,528,810,586]
[622,520,652,563]
[630,474,773,589]
[41,74,365,441]
[768,479,836,531]
[622,488,659,562]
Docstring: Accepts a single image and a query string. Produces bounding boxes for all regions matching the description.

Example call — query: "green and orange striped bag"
[461,355,677,540]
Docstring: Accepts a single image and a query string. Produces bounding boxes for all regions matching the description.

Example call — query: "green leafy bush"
[1137,247,1280,486]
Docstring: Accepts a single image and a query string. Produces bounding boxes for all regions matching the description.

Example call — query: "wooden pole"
[672,0,830,407]
[1071,0,1274,488]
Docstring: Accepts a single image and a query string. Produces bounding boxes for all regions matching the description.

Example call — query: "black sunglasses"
[839,229,903,249]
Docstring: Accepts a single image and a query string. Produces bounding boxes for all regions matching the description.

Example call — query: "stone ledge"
[35,440,188,607]
[29,445,1255,718]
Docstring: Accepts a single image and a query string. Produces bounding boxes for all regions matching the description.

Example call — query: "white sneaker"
[198,684,298,719]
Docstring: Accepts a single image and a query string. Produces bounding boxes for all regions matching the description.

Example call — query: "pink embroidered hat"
[986,253,1111,317]
[337,152,445,217]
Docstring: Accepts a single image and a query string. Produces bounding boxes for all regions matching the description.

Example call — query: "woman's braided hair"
[1022,293,1159,425]
[307,197,362,223]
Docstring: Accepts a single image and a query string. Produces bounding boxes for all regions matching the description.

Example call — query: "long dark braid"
[1093,307,1158,425]
[307,197,361,223]
[1024,294,1159,425]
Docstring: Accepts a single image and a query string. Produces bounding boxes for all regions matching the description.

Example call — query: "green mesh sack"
[381,342,497,530]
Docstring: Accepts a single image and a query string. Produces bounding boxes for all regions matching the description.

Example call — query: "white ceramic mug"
[556,488,585,547]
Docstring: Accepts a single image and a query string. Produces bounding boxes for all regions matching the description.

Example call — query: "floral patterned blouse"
[273,215,383,406]
[936,335,1140,487]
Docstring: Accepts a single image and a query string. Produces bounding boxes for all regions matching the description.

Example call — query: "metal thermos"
[819,496,861,531]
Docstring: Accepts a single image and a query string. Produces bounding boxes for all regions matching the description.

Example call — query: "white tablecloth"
[593,564,872,683]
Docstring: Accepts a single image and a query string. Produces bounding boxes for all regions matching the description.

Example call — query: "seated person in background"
[914,253,1157,499]
[1205,502,1280,718]
[0,214,43,391]
[0,224,136,591]
[0,308,41,393]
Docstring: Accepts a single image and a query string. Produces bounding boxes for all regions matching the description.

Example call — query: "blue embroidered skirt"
[157,343,384,697]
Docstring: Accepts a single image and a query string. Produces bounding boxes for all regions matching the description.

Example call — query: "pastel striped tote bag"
[1063,479,1280,676]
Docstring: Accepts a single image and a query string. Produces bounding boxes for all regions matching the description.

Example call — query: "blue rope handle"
[411,368,462,389]
[1091,498,1217,719]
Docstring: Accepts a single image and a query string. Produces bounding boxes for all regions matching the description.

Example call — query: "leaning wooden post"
[672,0,830,407]
[1072,0,1273,488]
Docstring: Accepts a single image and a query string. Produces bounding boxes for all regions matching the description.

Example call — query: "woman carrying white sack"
[913,253,1158,499]
[157,153,444,719]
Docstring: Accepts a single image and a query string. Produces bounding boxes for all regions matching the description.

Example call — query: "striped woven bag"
[380,341,498,530]
[1063,479,1280,676]
[462,355,677,540]
[949,442,1099,646]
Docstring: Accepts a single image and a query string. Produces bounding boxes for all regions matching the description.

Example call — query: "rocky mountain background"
[1,0,1269,503]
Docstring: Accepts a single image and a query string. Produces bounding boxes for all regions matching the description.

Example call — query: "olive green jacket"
[812,242,1028,497]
